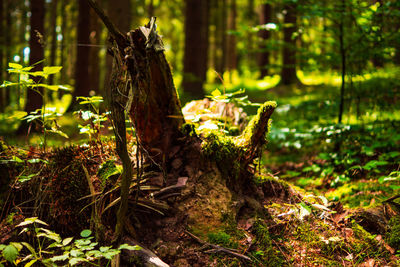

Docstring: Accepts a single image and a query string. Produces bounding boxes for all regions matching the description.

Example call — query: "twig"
[184,230,252,262]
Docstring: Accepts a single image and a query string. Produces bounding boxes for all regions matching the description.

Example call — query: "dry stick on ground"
[184,230,252,262]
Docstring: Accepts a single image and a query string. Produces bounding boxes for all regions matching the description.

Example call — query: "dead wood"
[185,230,252,262]
[121,237,170,267]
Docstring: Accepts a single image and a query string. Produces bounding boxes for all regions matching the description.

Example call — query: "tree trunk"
[214,0,227,81]
[4,0,11,107]
[225,0,237,80]
[59,0,66,87]
[182,0,209,100]
[338,0,346,124]
[371,0,384,68]
[0,0,4,112]
[258,3,272,78]
[104,0,131,95]
[89,7,101,96]
[26,0,45,114]
[280,3,299,85]
[67,0,91,111]
[48,0,58,86]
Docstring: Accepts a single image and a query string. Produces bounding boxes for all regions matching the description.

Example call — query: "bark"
[225,0,237,76]
[148,0,154,17]
[104,0,131,94]
[26,0,45,114]
[48,0,58,86]
[182,0,209,99]
[280,3,300,85]
[338,0,346,124]
[214,0,227,80]
[68,0,91,111]
[89,7,101,95]
[4,0,12,106]
[371,0,384,68]
[258,3,272,78]
[0,0,4,111]
[58,0,66,86]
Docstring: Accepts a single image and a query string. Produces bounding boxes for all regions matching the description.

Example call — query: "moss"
[0,139,7,153]
[97,160,121,188]
[253,173,289,189]
[181,123,198,137]
[239,101,276,147]
[387,216,400,251]
[207,231,238,249]
[201,131,243,177]
[253,219,283,266]
[350,220,389,261]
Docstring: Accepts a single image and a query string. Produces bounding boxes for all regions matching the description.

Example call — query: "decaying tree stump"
[87,0,278,264]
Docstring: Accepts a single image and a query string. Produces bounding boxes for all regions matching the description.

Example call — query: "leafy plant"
[0,217,140,266]
[74,96,110,141]
[1,62,70,150]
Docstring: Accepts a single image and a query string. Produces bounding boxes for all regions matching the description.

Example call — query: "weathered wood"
[87,1,185,162]
[125,22,185,160]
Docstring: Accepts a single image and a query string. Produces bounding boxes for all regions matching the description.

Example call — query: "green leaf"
[80,229,92,238]
[11,156,24,163]
[43,66,62,75]
[36,84,61,91]
[37,228,61,243]
[211,89,221,97]
[1,81,20,88]
[21,242,36,256]
[99,246,110,252]
[62,237,73,246]
[8,63,23,69]
[16,217,48,227]
[9,242,22,251]
[27,158,48,164]
[50,253,69,262]
[58,85,71,91]
[70,249,83,258]
[18,174,36,183]
[28,71,46,77]
[48,128,69,139]
[118,244,141,251]
[363,160,389,171]
[24,259,38,267]
[69,257,87,266]
[2,244,18,263]
[0,244,6,251]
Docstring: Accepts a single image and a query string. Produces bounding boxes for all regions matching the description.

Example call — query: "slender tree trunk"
[48,0,58,85]
[59,0,66,86]
[4,0,11,107]
[258,3,272,78]
[0,0,4,112]
[371,0,384,68]
[225,0,237,81]
[19,1,27,63]
[148,0,154,17]
[26,0,45,114]
[182,0,209,99]
[280,3,299,85]
[89,7,100,96]
[338,0,346,124]
[104,0,131,95]
[67,0,91,111]
[244,0,257,72]
[214,0,227,80]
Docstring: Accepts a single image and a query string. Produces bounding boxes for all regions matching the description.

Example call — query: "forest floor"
[0,70,400,266]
